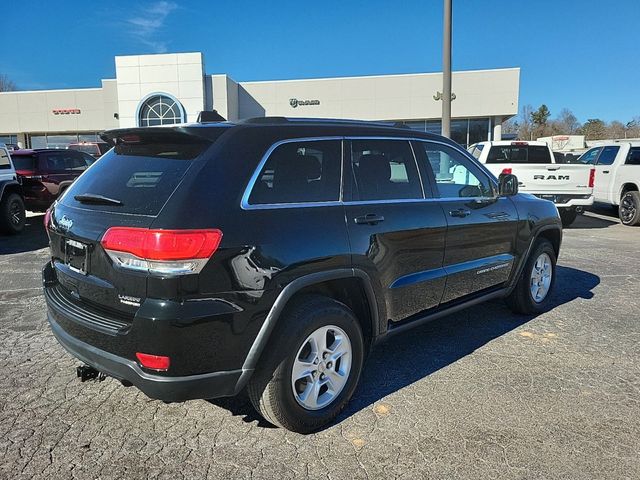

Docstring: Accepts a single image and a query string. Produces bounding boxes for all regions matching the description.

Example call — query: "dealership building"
[0,52,519,149]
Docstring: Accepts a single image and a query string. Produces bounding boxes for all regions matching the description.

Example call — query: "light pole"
[441,0,452,138]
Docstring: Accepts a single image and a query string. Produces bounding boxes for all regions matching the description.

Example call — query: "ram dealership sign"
[289,98,320,108]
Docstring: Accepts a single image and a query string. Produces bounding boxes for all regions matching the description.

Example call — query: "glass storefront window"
[27,133,100,149]
[0,135,17,145]
[78,134,99,143]
[395,118,491,147]
[46,135,79,149]
[30,135,48,149]
[468,118,490,146]
[451,119,468,146]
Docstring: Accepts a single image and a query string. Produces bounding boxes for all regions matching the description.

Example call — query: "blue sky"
[2,0,639,122]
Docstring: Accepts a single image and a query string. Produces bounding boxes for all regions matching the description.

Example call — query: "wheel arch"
[0,180,22,201]
[506,225,562,295]
[239,269,380,376]
[620,182,639,200]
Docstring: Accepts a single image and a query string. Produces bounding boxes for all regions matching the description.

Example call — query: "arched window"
[137,94,185,127]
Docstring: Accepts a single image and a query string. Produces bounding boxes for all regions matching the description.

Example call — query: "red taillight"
[588,168,596,188]
[101,227,222,275]
[102,227,222,260]
[501,168,513,175]
[136,352,170,371]
[44,209,51,228]
[511,141,529,146]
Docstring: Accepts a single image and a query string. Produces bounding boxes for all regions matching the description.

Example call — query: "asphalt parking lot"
[0,208,639,480]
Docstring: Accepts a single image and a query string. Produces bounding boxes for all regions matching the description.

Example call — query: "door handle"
[449,208,471,218]
[603,170,610,174]
[354,213,385,225]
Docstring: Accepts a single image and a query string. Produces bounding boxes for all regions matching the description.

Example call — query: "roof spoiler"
[100,126,225,146]
[197,110,226,123]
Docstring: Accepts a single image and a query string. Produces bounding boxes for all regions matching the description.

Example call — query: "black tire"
[559,208,578,227]
[506,239,557,315]
[247,294,364,433]
[619,191,640,226]
[0,193,26,235]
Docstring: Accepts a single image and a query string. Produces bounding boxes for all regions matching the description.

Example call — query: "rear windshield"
[61,135,213,216]
[11,155,36,171]
[486,145,552,164]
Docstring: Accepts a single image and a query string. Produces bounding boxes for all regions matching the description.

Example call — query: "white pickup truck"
[577,142,640,226]
[468,141,595,226]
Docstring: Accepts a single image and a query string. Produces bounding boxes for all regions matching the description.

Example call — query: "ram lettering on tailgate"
[534,174,570,180]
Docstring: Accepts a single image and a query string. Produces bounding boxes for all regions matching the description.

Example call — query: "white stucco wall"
[237,68,519,121]
[0,86,112,134]
[114,52,205,128]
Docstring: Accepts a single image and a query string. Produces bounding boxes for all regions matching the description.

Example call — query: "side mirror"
[498,173,519,196]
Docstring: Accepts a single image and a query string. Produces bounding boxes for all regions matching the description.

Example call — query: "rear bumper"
[48,311,247,402]
[532,193,593,208]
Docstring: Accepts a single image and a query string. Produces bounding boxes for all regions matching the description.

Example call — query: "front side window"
[248,140,341,205]
[420,142,493,198]
[350,139,423,201]
[595,146,620,166]
[138,94,185,127]
[578,147,602,165]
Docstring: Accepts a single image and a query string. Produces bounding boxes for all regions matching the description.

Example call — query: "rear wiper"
[74,193,123,206]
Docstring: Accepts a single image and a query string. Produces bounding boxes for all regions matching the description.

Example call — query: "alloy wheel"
[9,200,22,226]
[291,325,352,411]
[530,252,552,303]
[620,194,637,224]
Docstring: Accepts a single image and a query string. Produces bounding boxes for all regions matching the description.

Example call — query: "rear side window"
[62,134,212,215]
[11,155,36,171]
[486,145,552,164]
[248,140,341,205]
[626,147,640,165]
[470,144,483,159]
[595,146,620,166]
[350,139,422,201]
[0,149,10,169]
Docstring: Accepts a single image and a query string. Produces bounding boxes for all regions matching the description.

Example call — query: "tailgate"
[46,129,215,317]
[490,164,593,194]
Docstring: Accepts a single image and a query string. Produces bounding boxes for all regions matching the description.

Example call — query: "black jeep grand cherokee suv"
[44,118,562,433]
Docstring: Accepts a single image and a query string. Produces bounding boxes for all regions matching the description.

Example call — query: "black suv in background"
[43,119,562,433]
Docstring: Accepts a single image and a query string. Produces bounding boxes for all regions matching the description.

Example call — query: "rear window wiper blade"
[74,193,123,206]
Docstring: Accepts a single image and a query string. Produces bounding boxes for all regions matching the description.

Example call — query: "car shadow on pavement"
[210,265,599,431]
[0,214,48,254]
[568,213,618,229]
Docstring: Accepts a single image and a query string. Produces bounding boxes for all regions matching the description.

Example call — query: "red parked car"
[11,149,96,211]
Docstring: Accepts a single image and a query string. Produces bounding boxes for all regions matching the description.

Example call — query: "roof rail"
[239,117,407,128]
[240,117,290,124]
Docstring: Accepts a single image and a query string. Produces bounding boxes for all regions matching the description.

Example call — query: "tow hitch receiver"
[76,365,106,382]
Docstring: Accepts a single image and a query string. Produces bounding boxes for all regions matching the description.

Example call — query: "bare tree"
[555,108,580,134]
[0,74,17,92]
[607,121,626,139]
[517,104,534,140]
